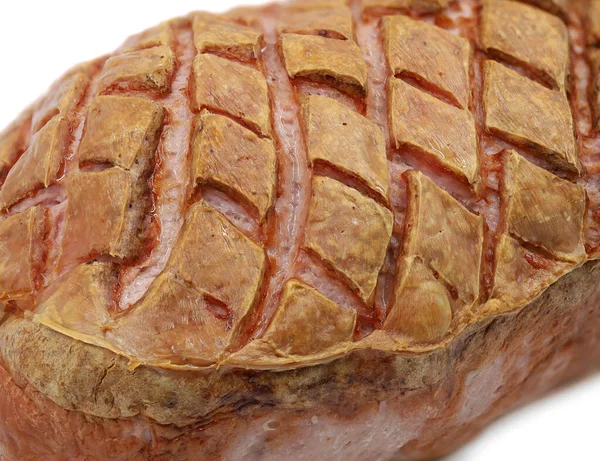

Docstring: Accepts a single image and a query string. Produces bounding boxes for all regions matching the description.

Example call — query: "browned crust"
[1,2,600,458]
[1,259,599,452]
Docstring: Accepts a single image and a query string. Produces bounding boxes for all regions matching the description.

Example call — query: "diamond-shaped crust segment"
[502,151,586,263]
[0,114,31,185]
[59,169,138,265]
[193,54,271,137]
[403,170,483,305]
[389,78,479,184]
[34,262,116,337]
[0,206,48,299]
[192,111,277,221]
[280,34,368,97]
[278,7,353,40]
[223,279,356,368]
[483,60,578,172]
[261,280,356,356]
[304,176,393,302]
[79,96,164,170]
[481,0,569,91]
[490,233,573,309]
[166,204,266,327]
[32,71,89,133]
[363,0,449,13]
[98,46,176,95]
[109,274,229,366]
[384,256,453,343]
[193,13,262,62]
[383,15,470,108]
[302,95,389,199]
[0,117,68,210]
[122,23,173,53]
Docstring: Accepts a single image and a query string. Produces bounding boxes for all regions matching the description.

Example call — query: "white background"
[0,1,598,460]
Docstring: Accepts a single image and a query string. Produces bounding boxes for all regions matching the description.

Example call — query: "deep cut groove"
[294,79,365,113]
[236,11,313,344]
[118,21,196,309]
[302,245,375,313]
[570,15,600,253]
[36,60,106,287]
[194,179,264,228]
[199,47,261,66]
[482,51,559,92]
[395,71,466,109]
[192,104,271,139]
[198,185,263,243]
[354,2,402,324]
[312,161,389,207]
[2,60,106,219]
[390,145,482,208]
[42,201,67,286]
[295,250,373,322]
[7,185,66,217]
[465,6,501,304]
[78,162,115,173]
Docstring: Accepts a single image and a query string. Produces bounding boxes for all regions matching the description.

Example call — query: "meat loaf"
[1,0,600,459]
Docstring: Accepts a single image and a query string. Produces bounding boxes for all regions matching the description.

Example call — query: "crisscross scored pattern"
[0,0,597,371]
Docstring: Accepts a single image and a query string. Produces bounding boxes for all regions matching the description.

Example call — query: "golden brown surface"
[78,95,164,170]
[97,46,176,95]
[59,169,138,264]
[0,207,47,298]
[588,47,600,131]
[278,6,354,40]
[165,204,266,349]
[110,274,230,366]
[302,94,389,199]
[31,71,89,134]
[280,33,368,96]
[192,111,277,220]
[384,256,453,342]
[389,78,478,183]
[0,111,31,187]
[403,171,483,307]
[122,23,174,53]
[193,12,262,62]
[193,53,272,136]
[1,0,600,459]
[502,151,586,263]
[383,14,470,107]
[481,0,569,90]
[304,176,393,303]
[483,60,578,172]
[0,117,69,210]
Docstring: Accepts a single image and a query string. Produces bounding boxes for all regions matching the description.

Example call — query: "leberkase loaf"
[1,0,600,459]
